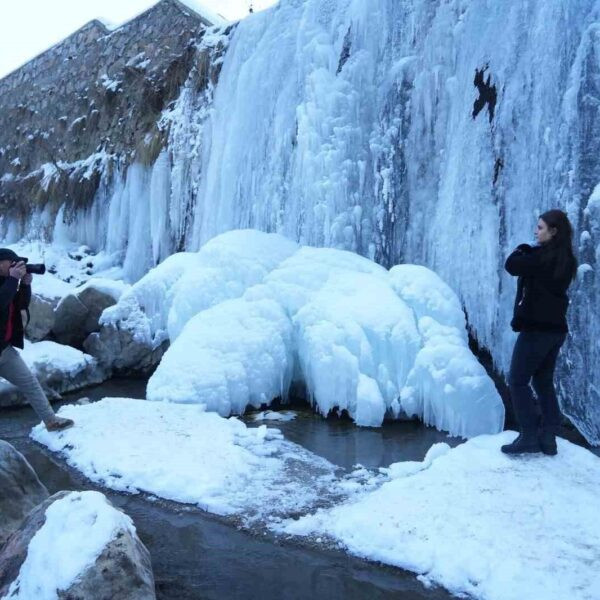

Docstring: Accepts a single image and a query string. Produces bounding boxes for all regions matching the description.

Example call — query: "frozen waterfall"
[26,0,600,443]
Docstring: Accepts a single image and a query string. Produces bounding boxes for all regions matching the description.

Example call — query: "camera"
[25,263,46,275]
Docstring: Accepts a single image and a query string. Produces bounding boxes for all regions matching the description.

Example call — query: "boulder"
[0,342,107,409]
[0,491,155,600]
[53,282,124,348]
[0,440,49,547]
[84,326,168,374]
[25,294,58,342]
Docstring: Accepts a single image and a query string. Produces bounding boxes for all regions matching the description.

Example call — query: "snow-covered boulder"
[0,342,106,408]
[87,230,297,372]
[0,490,155,600]
[53,278,129,347]
[137,231,503,438]
[0,441,49,547]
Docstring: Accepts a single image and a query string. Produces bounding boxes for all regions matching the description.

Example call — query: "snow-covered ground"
[31,398,345,522]
[2,491,136,600]
[103,229,504,437]
[278,433,600,600]
[31,398,600,600]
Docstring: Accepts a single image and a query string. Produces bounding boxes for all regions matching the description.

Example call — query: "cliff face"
[1,0,600,444]
[0,0,219,234]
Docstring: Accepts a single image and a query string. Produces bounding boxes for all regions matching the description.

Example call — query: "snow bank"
[3,491,136,600]
[31,398,340,521]
[139,230,504,437]
[279,433,600,600]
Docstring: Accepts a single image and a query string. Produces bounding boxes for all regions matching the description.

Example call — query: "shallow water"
[1,380,462,600]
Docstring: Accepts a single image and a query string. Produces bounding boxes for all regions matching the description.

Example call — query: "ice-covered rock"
[279,434,600,600]
[0,490,155,600]
[0,341,106,408]
[142,231,504,438]
[0,441,49,547]
[89,230,297,371]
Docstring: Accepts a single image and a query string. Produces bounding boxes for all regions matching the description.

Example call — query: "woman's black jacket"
[0,276,31,351]
[505,244,572,333]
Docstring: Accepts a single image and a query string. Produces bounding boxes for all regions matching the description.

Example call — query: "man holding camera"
[0,248,74,431]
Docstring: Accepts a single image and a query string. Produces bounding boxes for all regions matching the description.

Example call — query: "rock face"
[0,441,49,547]
[0,491,156,600]
[57,521,156,600]
[84,326,168,374]
[54,286,118,347]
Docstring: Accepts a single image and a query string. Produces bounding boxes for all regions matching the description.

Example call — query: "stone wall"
[0,0,217,220]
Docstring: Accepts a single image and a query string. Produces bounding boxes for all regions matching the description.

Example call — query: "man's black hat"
[0,248,28,263]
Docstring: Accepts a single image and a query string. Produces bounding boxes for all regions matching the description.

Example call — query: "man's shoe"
[501,433,541,455]
[539,430,558,456]
[45,417,75,432]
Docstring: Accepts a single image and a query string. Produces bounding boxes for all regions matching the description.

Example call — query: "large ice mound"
[104,230,504,437]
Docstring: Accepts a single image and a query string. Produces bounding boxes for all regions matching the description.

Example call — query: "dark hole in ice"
[337,26,352,75]
[493,157,503,185]
[472,65,497,123]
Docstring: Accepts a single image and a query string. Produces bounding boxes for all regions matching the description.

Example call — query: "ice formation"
[106,229,505,437]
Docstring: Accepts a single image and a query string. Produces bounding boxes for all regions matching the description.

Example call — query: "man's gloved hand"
[8,261,26,280]
[21,273,33,285]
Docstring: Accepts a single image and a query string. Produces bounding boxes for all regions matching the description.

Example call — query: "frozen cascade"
[8,0,600,442]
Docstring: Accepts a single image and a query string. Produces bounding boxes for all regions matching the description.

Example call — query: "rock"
[25,294,58,342]
[0,491,156,600]
[0,342,107,409]
[0,440,49,547]
[84,326,168,374]
[53,284,122,347]
[52,293,90,346]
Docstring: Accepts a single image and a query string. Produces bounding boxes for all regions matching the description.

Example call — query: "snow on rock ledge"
[0,342,106,408]
[278,434,600,600]
[0,490,155,600]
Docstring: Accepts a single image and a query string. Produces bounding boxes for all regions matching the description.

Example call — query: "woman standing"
[502,209,578,456]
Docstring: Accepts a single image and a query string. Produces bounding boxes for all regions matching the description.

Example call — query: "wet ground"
[0,380,468,600]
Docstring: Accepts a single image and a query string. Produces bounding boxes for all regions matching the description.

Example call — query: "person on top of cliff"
[502,209,577,456]
[0,248,74,431]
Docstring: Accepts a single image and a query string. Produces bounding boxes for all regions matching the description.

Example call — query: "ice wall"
[28,0,600,442]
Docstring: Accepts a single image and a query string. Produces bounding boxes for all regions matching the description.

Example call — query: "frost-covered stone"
[0,342,106,408]
[0,441,48,547]
[0,491,155,600]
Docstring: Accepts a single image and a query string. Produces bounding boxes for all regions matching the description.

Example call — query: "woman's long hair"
[539,209,578,281]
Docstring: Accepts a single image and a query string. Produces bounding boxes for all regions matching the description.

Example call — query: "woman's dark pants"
[508,331,566,435]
